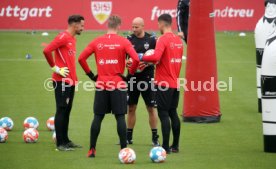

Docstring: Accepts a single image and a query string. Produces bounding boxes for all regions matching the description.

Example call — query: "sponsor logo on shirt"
[170,58,182,63]
[98,59,118,65]
[170,42,183,49]
[99,59,105,65]
[105,44,121,49]
[97,43,121,50]
[175,43,183,48]
[97,43,104,50]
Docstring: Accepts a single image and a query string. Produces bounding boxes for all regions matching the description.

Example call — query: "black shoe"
[152,135,160,146]
[117,139,132,145]
[127,139,133,145]
[170,146,179,153]
[164,148,171,154]
[66,141,82,148]
[55,145,74,151]
[87,148,96,158]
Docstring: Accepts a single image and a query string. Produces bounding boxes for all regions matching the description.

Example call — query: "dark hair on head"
[158,14,172,25]
[107,15,122,29]
[68,15,84,24]
[265,0,276,6]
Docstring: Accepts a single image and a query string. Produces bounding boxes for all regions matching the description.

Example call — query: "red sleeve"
[142,37,165,62]
[43,33,68,67]
[78,41,95,74]
[125,40,139,75]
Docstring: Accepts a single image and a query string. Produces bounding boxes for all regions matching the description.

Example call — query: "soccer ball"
[0,128,8,143]
[143,49,158,65]
[46,116,55,131]
[144,49,155,56]
[118,148,136,164]
[52,131,56,143]
[0,117,14,131]
[23,117,39,129]
[23,128,39,143]
[149,146,167,163]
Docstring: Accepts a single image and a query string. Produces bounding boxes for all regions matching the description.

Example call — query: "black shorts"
[128,74,156,107]
[53,81,75,108]
[156,86,179,111]
[94,89,127,115]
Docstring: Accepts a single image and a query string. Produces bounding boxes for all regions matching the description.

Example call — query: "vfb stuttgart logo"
[91,1,112,25]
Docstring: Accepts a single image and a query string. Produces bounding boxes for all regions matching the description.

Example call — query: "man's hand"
[86,71,98,82]
[177,32,184,39]
[137,62,148,72]
[126,58,133,69]
[51,66,69,77]
[118,74,132,82]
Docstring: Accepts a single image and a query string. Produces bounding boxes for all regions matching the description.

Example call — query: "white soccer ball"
[144,49,155,56]
[46,116,55,131]
[23,128,39,143]
[23,117,39,129]
[149,146,167,163]
[118,148,136,164]
[0,128,8,143]
[0,117,14,131]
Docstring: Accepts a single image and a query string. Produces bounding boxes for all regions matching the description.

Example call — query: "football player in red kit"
[43,15,84,151]
[139,14,184,154]
[78,15,140,158]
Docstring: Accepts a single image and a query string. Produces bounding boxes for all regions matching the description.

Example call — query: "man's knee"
[115,114,125,120]
[128,105,137,114]
[147,106,157,115]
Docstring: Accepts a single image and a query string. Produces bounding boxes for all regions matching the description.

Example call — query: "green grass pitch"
[0,31,275,169]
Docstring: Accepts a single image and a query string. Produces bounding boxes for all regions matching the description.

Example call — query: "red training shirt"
[43,31,78,86]
[143,32,183,88]
[78,33,140,89]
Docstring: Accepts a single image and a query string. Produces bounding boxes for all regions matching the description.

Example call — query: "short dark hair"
[265,0,276,6]
[108,15,122,29]
[158,14,172,26]
[68,15,84,24]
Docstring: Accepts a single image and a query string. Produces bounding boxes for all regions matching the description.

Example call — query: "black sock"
[127,128,133,141]
[169,109,180,148]
[158,110,171,150]
[116,114,127,149]
[90,114,105,149]
[151,129,158,139]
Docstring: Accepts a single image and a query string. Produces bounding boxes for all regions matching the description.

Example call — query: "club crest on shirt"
[144,42,150,50]
[91,1,112,25]
[68,49,75,56]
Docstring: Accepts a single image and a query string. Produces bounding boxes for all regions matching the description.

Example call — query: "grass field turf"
[0,31,275,169]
